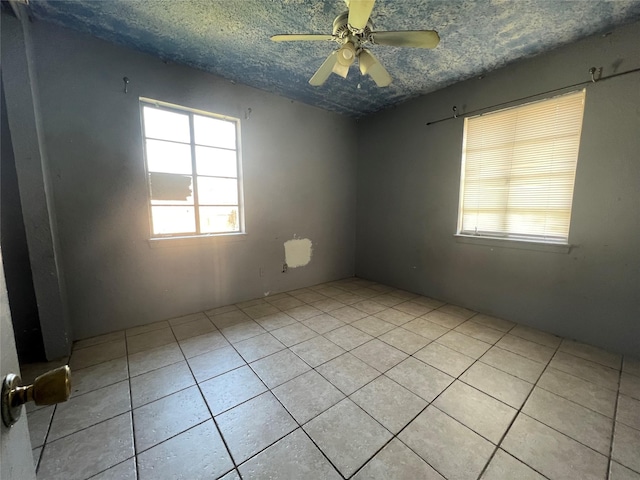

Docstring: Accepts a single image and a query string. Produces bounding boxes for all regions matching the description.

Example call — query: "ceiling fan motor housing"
[333,11,373,41]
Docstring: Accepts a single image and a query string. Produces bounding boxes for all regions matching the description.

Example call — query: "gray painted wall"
[356,21,640,356]
[21,21,357,340]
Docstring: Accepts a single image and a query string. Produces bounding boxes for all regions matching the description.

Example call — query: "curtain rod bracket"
[123,77,130,94]
[453,106,458,119]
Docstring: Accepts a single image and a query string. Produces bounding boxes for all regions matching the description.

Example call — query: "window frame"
[456,90,585,247]
[140,98,244,239]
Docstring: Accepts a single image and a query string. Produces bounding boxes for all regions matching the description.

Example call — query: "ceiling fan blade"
[370,30,440,48]
[309,51,339,86]
[348,0,375,30]
[359,49,392,87]
[271,34,335,42]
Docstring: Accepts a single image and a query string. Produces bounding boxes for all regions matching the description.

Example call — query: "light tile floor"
[22,277,640,480]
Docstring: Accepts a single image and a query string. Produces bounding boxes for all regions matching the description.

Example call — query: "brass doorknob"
[1,366,71,427]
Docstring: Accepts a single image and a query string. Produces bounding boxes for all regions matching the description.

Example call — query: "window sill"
[148,233,248,248]
[453,234,572,254]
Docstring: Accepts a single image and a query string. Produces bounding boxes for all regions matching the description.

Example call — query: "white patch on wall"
[284,237,313,268]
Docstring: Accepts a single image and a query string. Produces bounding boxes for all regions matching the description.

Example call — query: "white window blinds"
[458,90,585,244]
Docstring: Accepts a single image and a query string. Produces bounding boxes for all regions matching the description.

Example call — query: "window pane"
[151,206,196,235]
[199,206,239,233]
[193,115,236,149]
[195,146,237,177]
[197,177,238,205]
[146,139,192,174]
[143,106,190,143]
[149,173,194,205]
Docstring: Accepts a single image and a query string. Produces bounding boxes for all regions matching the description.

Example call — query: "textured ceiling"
[24,0,640,117]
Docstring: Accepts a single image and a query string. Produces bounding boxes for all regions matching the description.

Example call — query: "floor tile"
[389,289,419,300]
[178,330,230,358]
[352,316,396,337]
[437,304,476,320]
[233,333,285,363]
[537,367,617,418]
[37,412,133,480]
[310,298,346,312]
[130,360,195,408]
[69,339,126,370]
[250,349,311,388]
[620,372,640,400]
[351,375,426,434]
[285,304,322,321]
[48,380,130,442]
[200,365,267,416]
[330,305,369,323]
[324,324,374,350]
[403,317,449,340]
[291,335,345,367]
[90,458,136,480]
[623,357,640,377]
[374,308,414,326]
[399,405,494,480]
[137,420,233,480]
[167,311,208,327]
[522,387,613,454]
[610,461,640,480]
[220,320,267,344]
[353,299,387,315]
[550,351,619,390]
[414,342,475,377]
[239,429,341,480]
[412,295,446,309]
[351,339,408,372]
[187,345,245,382]
[314,286,347,298]
[243,303,281,320]
[270,322,317,346]
[254,311,297,331]
[128,342,184,377]
[171,317,216,341]
[394,301,433,317]
[386,357,453,402]
[27,405,54,448]
[353,438,445,480]
[612,422,640,472]
[272,370,345,424]
[559,339,622,369]
[373,293,406,307]
[216,391,297,464]
[219,469,241,480]
[434,381,517,444]
[204,304,238,317]
[378,327,431,354]
[455,321,505,344]
[496,334,555,364]
[302,313,345,334]
[126,320,170,337]
[236,298,266,309]
[133,386,210,452]
[460,362,533,409]
[617,394,640,430]
[209,310,252,329]
[126,327,176,355]
[316,353,380,395]
[502,414,608,480]
[304,399,392,478]
[480,449,546,480]
[437,330,492,359]
[471,314,515,332]
[479,346,546,383]
[510,324,562,349]
[73,330,125,351]
[70,356,129,397]
[295,291,329,303]
[422,310,467,329]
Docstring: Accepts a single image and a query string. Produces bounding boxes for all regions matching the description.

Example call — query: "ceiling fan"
[271,0,440,87]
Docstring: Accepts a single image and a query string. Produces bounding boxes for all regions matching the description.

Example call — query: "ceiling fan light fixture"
[336,42,356,67]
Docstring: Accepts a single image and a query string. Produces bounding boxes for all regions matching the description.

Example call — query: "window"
[457,90,585,244]
[140,99,243,237]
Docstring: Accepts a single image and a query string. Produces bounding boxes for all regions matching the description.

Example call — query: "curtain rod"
[425,66,640,126]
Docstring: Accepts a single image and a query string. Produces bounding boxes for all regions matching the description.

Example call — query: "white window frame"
[140,98,244,239]
[456,90,585,247]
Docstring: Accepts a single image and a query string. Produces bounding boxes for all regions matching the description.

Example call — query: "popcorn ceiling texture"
[27,0,640,116]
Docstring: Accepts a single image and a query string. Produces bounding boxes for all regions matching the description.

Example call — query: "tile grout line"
[474,336,564,480]
[123,325,140,480]
[606,356,624,479]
